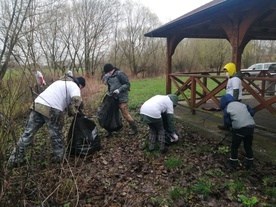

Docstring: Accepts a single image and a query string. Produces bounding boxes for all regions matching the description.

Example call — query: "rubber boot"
[227,159,238,169]
[245,158,255,169]
[129,121,137,135]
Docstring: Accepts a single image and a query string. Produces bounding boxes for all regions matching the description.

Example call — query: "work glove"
[113,89,120,94]
[171,132,179,142]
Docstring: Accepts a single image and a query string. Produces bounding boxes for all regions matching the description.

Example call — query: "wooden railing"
[170,71,276,116]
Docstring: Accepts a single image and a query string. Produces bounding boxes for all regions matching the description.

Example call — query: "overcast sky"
[135,0,213,23]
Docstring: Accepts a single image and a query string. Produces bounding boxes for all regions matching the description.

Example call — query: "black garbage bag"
[67,117,101,156]
[97,94,123,132]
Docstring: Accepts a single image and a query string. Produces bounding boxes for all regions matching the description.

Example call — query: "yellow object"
[223,62,236,76]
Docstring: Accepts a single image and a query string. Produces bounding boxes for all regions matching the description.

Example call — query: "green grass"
[238,195,258,207]
[165,157,182,169]
[191,177,213,198]
[128,76,226,110]
[169,187,185,199]
[128,77,167,109]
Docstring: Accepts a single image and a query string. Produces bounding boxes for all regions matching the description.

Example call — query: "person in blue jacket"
[219,94,255,169]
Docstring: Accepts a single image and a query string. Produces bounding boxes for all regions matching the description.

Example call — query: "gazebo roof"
[144,0,276,41]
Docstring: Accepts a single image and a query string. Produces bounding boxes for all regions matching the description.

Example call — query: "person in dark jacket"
[218,62,243,131]
[103,63,137,135]
[219,94,255,169]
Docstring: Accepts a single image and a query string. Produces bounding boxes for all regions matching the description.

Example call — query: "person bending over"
[219,94,255,169]
[8,76,86,166]
[140,94,179,154]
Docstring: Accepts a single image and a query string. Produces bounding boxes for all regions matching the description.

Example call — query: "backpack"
[97,94,123,132]
[67,117,101,156]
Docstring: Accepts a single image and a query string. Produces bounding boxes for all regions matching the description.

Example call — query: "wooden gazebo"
[144,0,276,115]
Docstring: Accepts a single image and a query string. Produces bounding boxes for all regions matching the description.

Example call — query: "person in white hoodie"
[140,94,178,154]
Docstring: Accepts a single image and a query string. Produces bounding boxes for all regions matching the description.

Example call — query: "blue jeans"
[8,110,64,163]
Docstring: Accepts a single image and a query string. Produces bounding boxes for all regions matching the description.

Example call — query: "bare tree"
[0,0,34,80]
[173,39,201,73]
[116,0,163,77]
[34,1,69,76]
[197,39,231,73]
[71,0,121,76]
[242,40,276,69]
[59,5,84,74]
[173,38,231,73]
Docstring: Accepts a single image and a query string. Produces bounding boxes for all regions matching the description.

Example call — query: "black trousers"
[231,127,254,160]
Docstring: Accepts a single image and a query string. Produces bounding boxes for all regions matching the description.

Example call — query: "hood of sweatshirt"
[231,71,243,80]
[219,94,235,110]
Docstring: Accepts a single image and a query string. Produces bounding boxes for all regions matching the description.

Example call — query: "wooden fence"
[170,71,276,116]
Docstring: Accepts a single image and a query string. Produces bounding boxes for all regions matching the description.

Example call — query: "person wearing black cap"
[8,76,86,166]
[103,63,137,135]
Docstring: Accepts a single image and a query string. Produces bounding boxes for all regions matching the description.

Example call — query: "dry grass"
[80,75,107,115]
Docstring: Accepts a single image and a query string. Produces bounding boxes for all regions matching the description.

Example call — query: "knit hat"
[76,77,86,88]
[167,94,178,106]
[104,63,114,73]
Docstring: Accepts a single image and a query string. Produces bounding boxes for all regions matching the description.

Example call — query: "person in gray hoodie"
[219,94,255,169]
